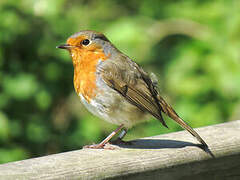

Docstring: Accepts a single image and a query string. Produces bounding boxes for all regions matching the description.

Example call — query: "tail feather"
[158,96,208,147]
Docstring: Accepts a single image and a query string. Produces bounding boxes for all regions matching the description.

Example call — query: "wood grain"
[0,120,240,180]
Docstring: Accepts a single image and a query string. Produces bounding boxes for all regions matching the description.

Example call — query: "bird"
[57,30,208,149]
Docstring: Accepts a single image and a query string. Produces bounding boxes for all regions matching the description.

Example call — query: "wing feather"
[99,59,168,127]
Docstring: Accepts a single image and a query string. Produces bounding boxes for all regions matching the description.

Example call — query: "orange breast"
[72,48,108,102]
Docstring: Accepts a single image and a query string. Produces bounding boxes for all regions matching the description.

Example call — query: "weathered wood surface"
[0,120,240,180]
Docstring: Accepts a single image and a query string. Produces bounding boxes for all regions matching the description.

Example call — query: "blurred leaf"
[35,90,52,110]
[26,120,50,143]
[0,112,9,141]
[3,73,39,100]
[0,148,28,164]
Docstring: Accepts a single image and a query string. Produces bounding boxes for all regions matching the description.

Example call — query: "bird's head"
[57,31,115,100]
[57,30,112,58]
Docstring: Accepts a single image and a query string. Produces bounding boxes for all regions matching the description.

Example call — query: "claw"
[83,143,117,150]
[83,144,104,149]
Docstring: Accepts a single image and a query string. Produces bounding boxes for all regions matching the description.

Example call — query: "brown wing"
[98,58,168,128]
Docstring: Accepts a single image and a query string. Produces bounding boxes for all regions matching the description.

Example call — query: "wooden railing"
[0,120,240,180]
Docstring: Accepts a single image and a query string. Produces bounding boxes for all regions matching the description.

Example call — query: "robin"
[57,30,208,149]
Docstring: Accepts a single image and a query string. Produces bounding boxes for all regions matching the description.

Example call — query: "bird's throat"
[72,49,108,102]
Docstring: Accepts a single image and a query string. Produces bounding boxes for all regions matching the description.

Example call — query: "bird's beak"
[56,44,73,49]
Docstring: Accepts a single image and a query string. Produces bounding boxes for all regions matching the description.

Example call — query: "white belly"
[78,78,147,129]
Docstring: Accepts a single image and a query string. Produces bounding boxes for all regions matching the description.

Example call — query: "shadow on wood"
[118,138,215,158]
[121,138,203,149]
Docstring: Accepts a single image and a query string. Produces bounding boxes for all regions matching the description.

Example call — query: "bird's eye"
[81,39,90,46]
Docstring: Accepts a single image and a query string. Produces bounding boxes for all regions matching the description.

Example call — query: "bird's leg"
[118,128,128,139]
[83,124,124,149]
[111,128,132,145]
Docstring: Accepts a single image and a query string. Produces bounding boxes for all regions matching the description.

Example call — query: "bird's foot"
[83,142,117,150]
[111,138,133,146]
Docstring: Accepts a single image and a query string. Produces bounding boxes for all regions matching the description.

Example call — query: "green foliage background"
[0,0,240,163]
